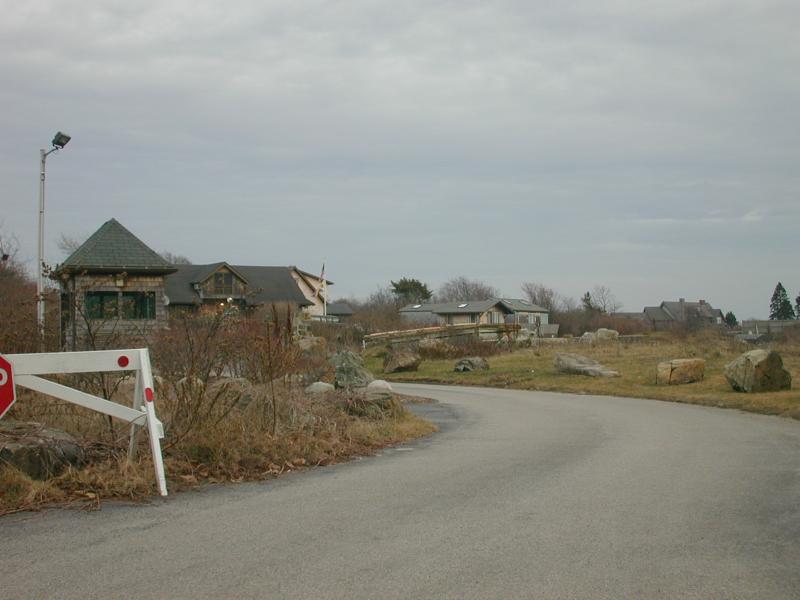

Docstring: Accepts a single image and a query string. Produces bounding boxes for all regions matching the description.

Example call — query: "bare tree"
[57,232,84,257]
[521,282,564,312]
[160,251,192,265]
[591,285,622,314]
[435,276,499,302]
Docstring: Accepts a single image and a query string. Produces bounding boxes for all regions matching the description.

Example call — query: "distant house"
[55,218,177,348]
[325,302,354,321]
[642,299,724,331]
[400,298,548,328]
[740,320,800,336]
[289,267,333,318]
[163,263,312,315]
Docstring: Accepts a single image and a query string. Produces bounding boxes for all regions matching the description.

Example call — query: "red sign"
[0,354,16,419]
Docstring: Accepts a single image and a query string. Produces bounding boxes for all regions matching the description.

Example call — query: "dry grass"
[366,333,800,419]
[1,387,435,515]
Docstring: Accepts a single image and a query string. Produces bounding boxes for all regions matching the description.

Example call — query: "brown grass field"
[365,333,800,420]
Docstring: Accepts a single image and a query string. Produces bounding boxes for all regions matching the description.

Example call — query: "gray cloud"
[2,0,798,318]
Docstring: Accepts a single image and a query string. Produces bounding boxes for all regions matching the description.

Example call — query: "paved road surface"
[2,384,799,599]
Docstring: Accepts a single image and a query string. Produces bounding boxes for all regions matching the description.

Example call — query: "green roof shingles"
[58,218,175,274]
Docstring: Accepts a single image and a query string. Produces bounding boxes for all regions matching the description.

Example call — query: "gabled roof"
[326,302,354,316]
[165,264,311,307]
[498,298,548,313]
[57,218,175,275]
[291,266,333,286]
[644,306,671,321]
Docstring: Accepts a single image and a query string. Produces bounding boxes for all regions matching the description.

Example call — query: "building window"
[121,292,156,319]
[469,314,478,324]
[85,292,119,319]
[85,291,156,320]
[213,272,234,295]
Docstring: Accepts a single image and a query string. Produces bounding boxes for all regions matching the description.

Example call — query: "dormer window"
[214,272,234,295]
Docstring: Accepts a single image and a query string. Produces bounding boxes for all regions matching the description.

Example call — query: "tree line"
[769,282,800,320]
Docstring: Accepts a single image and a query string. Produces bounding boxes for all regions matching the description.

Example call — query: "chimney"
[679,298,685,303]
[699,299,706,305]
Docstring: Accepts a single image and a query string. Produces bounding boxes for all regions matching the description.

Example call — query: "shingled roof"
[164,264,311,307]
[57,219,175,275]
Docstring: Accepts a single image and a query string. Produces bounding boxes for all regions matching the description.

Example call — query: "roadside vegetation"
[0,245,434,514]
[364,330,800,419]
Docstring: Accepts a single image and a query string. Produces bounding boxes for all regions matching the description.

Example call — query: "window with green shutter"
[121,292,156,319]
[85,292,119,319]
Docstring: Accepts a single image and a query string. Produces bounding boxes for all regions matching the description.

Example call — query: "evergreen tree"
[723,311,738,327]
[796,294,800,319]
[390,277,432,304]
[769,282,796,320]
[581,291,595,312]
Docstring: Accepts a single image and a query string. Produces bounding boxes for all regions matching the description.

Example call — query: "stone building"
[55,219,176,349]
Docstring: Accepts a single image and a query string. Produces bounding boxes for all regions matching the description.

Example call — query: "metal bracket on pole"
[4,348,168,496]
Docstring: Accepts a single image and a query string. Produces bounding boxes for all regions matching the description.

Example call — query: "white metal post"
[37,148,47,350]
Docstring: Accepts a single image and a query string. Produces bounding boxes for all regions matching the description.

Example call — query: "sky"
[2,1,798,319]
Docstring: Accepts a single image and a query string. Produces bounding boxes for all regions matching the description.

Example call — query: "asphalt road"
[2,384,799,599]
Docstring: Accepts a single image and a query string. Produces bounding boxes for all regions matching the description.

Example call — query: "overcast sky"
[2,1,798,319]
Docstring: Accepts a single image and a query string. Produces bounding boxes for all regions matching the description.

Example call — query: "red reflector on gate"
[117,356,130,368]
[145,388,154,402]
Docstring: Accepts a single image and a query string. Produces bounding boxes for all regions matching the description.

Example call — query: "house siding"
[63,273,168,349]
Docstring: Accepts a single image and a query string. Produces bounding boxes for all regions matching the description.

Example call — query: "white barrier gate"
[4,349,168,496]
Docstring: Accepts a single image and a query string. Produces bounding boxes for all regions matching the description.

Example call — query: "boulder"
[305,381,335,394]
[554,353,620,377]
[595,328,620,341]
[0,421,85,480]
[330,351,374,389]
[366,379,395,406]
[724,350,792,393]
[207,377,255,411]
[454,357,490,372]
[656,359,706,385]
[297,336,326,354]
[367,379,394,393]
[383,347,422,374]
[581,332,596,343]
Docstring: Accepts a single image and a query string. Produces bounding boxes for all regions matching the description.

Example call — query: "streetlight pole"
[37,131,71,349]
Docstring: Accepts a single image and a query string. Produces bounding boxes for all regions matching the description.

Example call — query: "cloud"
[1,0,798,319]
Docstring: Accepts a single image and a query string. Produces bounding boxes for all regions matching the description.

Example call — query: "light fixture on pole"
[38,131,71,347]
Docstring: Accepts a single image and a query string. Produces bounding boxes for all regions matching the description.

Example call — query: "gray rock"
[367,379,394,393]
[297,336,326,353]
[656,359,705,385]
[207,377,255,411]
[724,349,792,392]
[366,379,394,405]
[305,381,335,394]
[554,353,620,377]
[383,347,422,373]
[454,357,490,372]
[0,421,85,480]
[330,351,374,389]
[595,328,620,341]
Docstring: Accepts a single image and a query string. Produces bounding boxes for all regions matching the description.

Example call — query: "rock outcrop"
[305,381,335,394]
[554,353,620,377]
[454,357,490,372]
[724,350,792,392]
[0,421,85,479]
[330,351,374,389]
[383,347,422,373]
[656,359,706,385]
